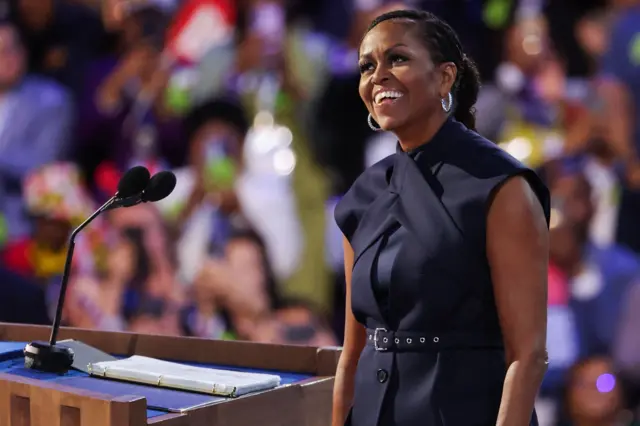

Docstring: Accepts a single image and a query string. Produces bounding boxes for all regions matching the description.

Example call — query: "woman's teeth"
[375,91,404,104]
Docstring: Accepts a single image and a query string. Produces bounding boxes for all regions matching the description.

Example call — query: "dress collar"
[395,117,458,159]
[389,117,460,193]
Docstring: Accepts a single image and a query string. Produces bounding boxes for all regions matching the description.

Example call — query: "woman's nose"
[371,65,390,85]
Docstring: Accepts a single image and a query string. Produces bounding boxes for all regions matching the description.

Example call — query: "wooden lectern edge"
[195,381,307,426]
[0,372,139,402]
[315,346,343,377]
[0,323,339,426]
[0,372,148,426]
[0,323,343,376]
[147,413,189,426]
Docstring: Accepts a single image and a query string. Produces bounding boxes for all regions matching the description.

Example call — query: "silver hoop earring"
[367,113,383,132]
[441,92,453,113]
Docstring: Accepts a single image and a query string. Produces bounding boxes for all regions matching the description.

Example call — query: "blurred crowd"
[0,0,639,424]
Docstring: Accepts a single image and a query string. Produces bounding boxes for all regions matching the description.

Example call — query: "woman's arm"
[332,237,367,426]
[486,176,549,426]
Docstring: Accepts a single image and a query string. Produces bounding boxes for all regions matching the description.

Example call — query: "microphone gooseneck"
[48,165,150,346]
[48,197,114,346]
[24,165,156,374]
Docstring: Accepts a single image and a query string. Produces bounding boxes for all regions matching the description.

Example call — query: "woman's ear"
[439,62,457,98]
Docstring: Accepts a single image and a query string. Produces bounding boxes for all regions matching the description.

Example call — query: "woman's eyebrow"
[359,43,408,60]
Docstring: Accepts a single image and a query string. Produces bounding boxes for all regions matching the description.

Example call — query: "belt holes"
[383,337,388,343]
[420,337,425,343]
[433,337,439,343]
[406,338,412,344]
[394,338,400,344]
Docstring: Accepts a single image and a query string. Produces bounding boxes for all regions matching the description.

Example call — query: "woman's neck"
[396,112,448,152]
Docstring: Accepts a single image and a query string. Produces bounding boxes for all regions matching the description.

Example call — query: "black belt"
[366,328,503,352]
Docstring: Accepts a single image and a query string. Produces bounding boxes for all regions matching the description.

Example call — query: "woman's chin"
[377,116,404,132]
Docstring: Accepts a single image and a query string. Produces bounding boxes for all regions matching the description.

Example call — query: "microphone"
[142,170,177,202]
[106,170,177,209]
[116,165,151,199]
[23,166,151,373]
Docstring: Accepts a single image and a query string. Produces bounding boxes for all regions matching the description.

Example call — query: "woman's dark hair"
[364,10,481,130]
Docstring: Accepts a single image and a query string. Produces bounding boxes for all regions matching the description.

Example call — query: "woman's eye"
[390,54,407,64]
[359,62,373,73]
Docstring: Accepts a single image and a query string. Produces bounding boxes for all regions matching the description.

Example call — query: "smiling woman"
[332,9,550,426]
[357,10,481,151]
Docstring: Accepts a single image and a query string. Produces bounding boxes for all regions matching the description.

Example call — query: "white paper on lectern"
[88,355,281,397]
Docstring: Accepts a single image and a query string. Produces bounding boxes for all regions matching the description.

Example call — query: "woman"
[332,9,550,426]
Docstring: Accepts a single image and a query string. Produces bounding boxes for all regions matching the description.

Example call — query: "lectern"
[0,323,340,426]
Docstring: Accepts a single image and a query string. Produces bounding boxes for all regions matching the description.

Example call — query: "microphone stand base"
[23,341,74,374]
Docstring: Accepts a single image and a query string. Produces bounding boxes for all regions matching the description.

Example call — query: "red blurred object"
[2,239,35,278]
[548,261,569,305]
[166,0,236,64]
[95,161,121,196]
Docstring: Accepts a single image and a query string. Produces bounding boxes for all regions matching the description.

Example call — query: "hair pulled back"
[365,10,481,130]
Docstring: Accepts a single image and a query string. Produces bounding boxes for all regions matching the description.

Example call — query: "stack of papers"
[88,356,281,397]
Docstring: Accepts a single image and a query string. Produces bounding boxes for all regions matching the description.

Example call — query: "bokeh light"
[596,373,616,393]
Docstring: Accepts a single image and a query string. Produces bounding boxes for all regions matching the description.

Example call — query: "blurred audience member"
[273,298,337,346]
[597,0,640,165]
[107,204,184,305]
[222,229,280,341]
[75,2,186,186]
[543,161,640,396]
[0,20,74,241]
[475,16,587,168]
[181,257,231,339]
[8,0,108,97]
[595,0,640,254]
[160,97,251,282]
[544,0,607,78]
[62,203,185,332]
[571,9,623,250]
[575,8,613,75]
[1,162,106,283]
[183,228,281,342]
[63,274,120,330]
[475,15,551,141]
[128,297,182,336]
[614,279,640,403]
[556,356,637,426]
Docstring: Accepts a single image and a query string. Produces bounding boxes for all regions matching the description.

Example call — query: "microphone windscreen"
[142,171,177,202]
[117,166,151,198]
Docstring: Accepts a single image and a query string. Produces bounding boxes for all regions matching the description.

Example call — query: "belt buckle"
[373,328,388,352]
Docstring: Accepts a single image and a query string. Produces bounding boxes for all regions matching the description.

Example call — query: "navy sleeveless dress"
[335,118,549,426]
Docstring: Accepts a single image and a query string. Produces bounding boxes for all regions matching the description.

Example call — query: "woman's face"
[358,20,455,132]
